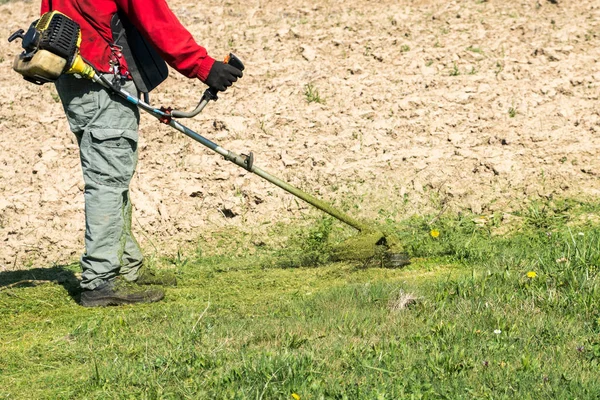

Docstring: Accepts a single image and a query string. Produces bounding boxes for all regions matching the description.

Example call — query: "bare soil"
[1,0,600,270]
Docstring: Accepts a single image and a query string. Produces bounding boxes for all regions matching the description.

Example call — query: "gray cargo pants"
[55,74,143,290]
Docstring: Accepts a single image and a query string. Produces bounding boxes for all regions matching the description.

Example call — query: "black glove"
[205,61,243,92]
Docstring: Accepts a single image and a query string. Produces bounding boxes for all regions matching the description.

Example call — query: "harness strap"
[109,10,168,94]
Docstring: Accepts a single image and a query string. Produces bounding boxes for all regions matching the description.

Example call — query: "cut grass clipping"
[2,198,600,398]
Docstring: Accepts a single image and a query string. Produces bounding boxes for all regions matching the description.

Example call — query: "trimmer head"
[332,231,410,268]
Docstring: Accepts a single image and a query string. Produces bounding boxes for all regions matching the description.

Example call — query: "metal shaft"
[95,75,371,233]
[169,119,371,233]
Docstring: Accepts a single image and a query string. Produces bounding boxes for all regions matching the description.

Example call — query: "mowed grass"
[2,199,600,399]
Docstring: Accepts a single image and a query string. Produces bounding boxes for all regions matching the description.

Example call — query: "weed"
[495,60,504,76]
[520,200,569,230]
[165,248,189,269]
[400,45,410,53]
[304,83,325,104]
[508,107,517,118]
[466,45,483,54]
[50,91,60,103]
[449,62,460,76]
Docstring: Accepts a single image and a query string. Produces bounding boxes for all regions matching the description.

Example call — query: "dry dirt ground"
[1,0,600,270]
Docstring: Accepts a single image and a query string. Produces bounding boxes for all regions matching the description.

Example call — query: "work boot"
[80,280,164,307]
[133,267,178,286]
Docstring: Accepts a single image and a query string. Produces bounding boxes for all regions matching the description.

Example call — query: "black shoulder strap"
[110,11,168,94]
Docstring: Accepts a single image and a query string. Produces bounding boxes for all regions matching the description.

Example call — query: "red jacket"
[40,0,215,81]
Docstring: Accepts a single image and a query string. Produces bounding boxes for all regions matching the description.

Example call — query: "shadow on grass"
[0,265,81,301]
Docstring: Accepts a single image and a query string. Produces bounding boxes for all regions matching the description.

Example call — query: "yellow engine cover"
[11,11,95,84]
[13,49,67,84]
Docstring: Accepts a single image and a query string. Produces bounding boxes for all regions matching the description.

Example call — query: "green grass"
[3,199,600,398]
[304,83,325,104]
[466,45,484,54]
[449,62,460,76]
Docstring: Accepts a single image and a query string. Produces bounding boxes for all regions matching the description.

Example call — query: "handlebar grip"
[205,52,245,100]
[225,53,245,72]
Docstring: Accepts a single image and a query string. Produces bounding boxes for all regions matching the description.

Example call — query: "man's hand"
[205,61,243,92]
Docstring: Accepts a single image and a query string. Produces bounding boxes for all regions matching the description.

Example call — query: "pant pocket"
[82,130,138,187]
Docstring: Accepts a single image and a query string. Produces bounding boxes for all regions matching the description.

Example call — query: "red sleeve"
[115,0,215,82]
[40,0,49,13]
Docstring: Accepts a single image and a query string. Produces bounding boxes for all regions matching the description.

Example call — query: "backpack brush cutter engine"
[8,11,95,84]
[8,12,409,268]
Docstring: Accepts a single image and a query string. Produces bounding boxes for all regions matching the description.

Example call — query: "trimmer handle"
[204,53,245,101]
[170,53,244,119]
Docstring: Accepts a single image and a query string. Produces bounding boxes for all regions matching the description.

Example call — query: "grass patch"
[450,62,460,76]
[304,83,325,104]
[3,199,600,398]
[466,45,484,54]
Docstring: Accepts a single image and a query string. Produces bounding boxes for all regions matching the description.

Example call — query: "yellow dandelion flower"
[526,271,537,279]
[291,394,301,400]
[430,229,440,238]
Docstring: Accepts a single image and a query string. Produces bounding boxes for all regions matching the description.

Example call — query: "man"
[40,0,243,307]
